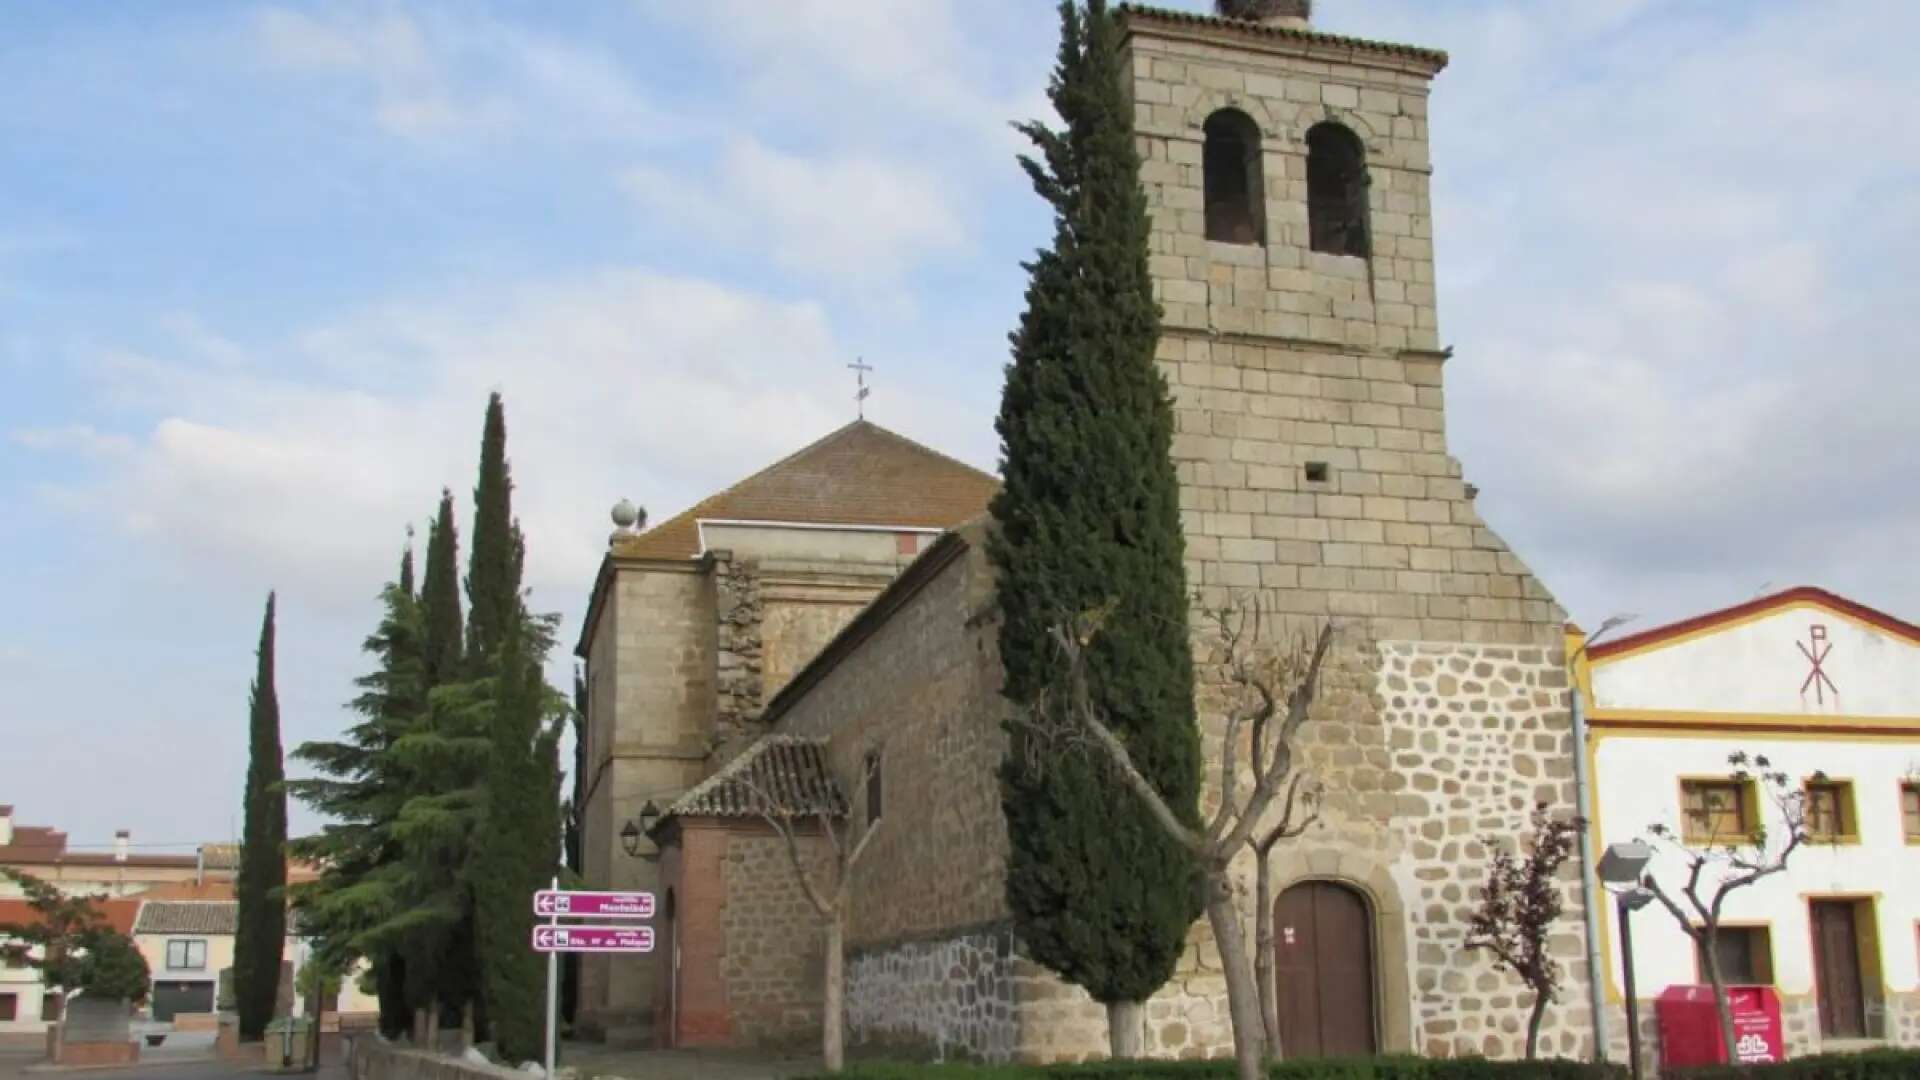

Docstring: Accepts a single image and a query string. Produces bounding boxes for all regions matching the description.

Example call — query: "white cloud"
[623,138,968,283]
[10,424,135,457]
[249,6,669,143]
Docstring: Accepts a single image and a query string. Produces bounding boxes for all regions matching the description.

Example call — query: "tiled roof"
[0,825,69,862]
[653,737,846,831]
[1117,4,1450,70]
[615,421,998,562]
[133,901,238,936]
[0,897,141,936]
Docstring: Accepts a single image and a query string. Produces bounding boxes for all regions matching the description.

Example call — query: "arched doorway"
[1275,880,1378,1058]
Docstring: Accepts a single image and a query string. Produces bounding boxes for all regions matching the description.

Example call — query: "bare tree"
[1024,601,1333,1080]
[1250,773,1320,1059]
[738,750,883,1075]
[1641,751,1811,1058]
[1463,804,1585,1059]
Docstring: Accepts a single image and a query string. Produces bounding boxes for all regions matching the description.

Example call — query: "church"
[574,2,1592,1064]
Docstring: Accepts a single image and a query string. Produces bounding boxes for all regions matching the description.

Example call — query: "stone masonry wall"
[844,927,1020,1062]
[719,828,833,1049]
[1380,641,1591,1059]
[712,554,766,761]
[772,531,1011,951]
[580,563,716,1035]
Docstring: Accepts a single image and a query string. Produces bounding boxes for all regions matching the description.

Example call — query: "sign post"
[543,876,558,1079]
[532,886,655,1077]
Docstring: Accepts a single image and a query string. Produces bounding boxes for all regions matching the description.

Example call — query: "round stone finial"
[611,499,640,529]
[1215,0,1312,26]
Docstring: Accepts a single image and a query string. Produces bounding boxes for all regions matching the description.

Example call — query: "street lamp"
[620,800,661,858]
[1599,841,1655,1080]
[1570,613,1637,1062]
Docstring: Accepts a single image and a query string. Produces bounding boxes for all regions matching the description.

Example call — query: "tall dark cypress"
[422,491,464,686]
[235,592,289,1041]
[465,392,526,671]
[475,622,561,1063]
[988,0,1203,1045]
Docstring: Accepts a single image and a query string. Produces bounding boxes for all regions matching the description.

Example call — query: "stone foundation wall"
[1381,640,1592,1060]
[844,927,1019,1062]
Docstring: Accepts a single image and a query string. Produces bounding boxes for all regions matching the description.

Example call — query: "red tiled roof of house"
[615,420,997,562]
[0,897,141,936]
[0,825,70,862]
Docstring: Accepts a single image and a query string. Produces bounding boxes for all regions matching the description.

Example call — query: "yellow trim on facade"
[1590,708,1920,734]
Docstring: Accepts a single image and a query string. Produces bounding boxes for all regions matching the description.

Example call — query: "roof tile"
[654,737,846,828]
[616,421,997,561]
[133,901,239,936]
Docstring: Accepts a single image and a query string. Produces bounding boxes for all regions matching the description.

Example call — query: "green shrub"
[1672,1047,1920,1078]
[806,1057,1622,1080]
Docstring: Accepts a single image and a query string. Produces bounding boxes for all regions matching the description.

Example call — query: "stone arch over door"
[1264,850,1413,1055]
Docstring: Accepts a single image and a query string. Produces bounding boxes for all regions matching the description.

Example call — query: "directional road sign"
[532,889,655,919]
[530,925,656,954]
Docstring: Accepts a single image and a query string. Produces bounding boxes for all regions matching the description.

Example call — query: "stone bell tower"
[1116,3,1594,1062]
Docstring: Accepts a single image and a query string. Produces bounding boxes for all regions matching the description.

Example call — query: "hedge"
[804,1058,1620,1080]
[1672,1048,1920,1078]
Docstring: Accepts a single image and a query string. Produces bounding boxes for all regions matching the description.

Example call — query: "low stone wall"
[350,1040,520,1080]
[846,927,1019,1062]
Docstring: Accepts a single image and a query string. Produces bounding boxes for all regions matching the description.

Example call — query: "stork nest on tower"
[1215,0,1312,22]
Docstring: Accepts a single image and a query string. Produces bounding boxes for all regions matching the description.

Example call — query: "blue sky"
[5,0,1918,852]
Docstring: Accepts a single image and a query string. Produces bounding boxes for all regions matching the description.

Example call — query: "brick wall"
[658,820,832,1050]
[773,529,1011,949]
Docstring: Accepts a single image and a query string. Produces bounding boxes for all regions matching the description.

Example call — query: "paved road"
[0,1046,345,1080]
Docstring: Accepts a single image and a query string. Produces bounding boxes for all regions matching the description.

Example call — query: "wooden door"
[1811,901,1866,1038]
[1275,881,1378,1058]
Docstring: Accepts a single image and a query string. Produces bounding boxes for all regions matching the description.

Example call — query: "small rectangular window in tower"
[1902,784,1920,843]
[864,750,883,826]
[1304,461,1330,484]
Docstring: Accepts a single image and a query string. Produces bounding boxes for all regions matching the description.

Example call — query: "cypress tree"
[465,392,526,672]
[475,622,562,1063]
[423,492,464,686]
[988,0,1202,1053]
[235,592,289,1041]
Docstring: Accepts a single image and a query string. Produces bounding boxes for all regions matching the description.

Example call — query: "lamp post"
[1598,841,1655,1080]
[620,801,661,859]
[1570,613,1636,1061]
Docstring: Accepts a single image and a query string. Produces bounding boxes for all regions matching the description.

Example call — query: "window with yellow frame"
[1803,777,1859,844]
[1679,777,1760,845]
[1901,783,1920,844]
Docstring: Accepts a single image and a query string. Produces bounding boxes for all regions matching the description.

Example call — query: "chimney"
[114,829,130,863]
[0,806,13,846]
[1217,0,1312,30]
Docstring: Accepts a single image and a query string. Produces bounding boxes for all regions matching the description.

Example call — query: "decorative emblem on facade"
[1798,624,1837,704]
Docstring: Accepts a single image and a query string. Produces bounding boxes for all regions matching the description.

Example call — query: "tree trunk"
[412,1007,426,1046]
[1525,989,1548,1060]
[459,1002,474,1054]
[1107,1000,1145,1060]
[1703,936,1736,1062]
[424,1005,439,1054]
[1253,844,1281,1059]
[822,911,846,1074]
[1203,870,1265,1080]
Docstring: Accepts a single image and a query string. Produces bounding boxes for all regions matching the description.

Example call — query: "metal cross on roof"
[848,358,874,419]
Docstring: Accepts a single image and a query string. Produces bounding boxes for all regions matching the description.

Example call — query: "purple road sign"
[532,889,655,919]
[530,924,655,954]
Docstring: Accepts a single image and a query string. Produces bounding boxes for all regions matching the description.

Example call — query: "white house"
[1580,586,1920,1059]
